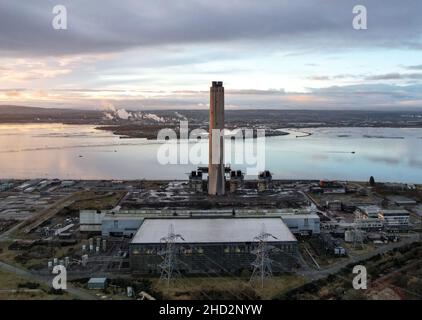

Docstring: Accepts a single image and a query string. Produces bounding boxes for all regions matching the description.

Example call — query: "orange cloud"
[4,90,22,98]
[283,94,328,103]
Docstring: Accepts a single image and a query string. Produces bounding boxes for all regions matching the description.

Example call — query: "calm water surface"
[0,123,421,183]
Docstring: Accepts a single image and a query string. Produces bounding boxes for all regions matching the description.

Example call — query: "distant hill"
[1,105,422,128]
[0,105,103,123]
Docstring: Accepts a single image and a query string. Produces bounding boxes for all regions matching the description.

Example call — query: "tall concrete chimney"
[208,81,225,195]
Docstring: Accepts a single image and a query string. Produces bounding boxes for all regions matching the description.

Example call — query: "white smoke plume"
[143,113,165,123]
[101,100,130,120]
[116,108,130,120]
[100,100,117,112]
[100,101,169,123]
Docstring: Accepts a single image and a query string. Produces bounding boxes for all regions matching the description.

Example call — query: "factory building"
[280,214,320,235]
[258,171,273,192]
[80,208,321,236]
[79,210,106,232]
[356,218,383,231]
[101,215,143,237]
[229,170,244,193]
[208,81,225,196]
[386,196,417,207]
[188,170,203,192]
[318,180,346,193]
[129,217,299,275]
[356,205,381,219]
[379,209,410,230]
[0,181,14,192]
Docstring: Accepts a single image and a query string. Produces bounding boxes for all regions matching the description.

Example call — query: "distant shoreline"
[2,121,422,140]
[0,177,419,184]
[94,125,290,140]
[2,105,422,140]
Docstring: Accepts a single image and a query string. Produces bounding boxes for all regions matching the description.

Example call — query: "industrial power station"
[79,81,321,277]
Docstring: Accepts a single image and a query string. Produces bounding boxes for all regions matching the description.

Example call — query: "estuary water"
[0,123,421,183]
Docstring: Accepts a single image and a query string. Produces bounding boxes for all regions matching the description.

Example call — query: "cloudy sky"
[1,0,422,110]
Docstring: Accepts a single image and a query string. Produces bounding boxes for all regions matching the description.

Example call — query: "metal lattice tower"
[250,224,277,288]
[353,216,364,249]
[158,224,184,287]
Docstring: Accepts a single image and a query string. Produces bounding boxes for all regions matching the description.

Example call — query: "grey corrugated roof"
[281,213,320,219]
[131,217,296,244]
[381,209,410,215]
[88,277,107,283]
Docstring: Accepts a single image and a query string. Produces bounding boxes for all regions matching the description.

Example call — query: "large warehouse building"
[129,217,299,275]
[80,209,320,236]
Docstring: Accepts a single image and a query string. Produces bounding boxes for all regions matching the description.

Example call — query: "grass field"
[68,191,126,211]
[0,269,69,300]
[153,274,307,300]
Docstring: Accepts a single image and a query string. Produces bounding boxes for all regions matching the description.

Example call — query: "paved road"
[0,221,25,241]
[0,260,98,300]
[24,192,82,234]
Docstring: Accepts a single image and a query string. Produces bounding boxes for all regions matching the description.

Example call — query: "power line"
[158,224,184,287]
[250,224,277,288]
[353,215,365,250]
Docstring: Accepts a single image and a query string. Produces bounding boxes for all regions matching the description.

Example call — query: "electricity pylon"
[353,217,364,249]
[250,224,277,288]
[158,224,184,287]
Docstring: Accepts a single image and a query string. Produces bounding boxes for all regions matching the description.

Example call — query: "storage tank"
[345,230,354,242]
[81,254,88,266]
